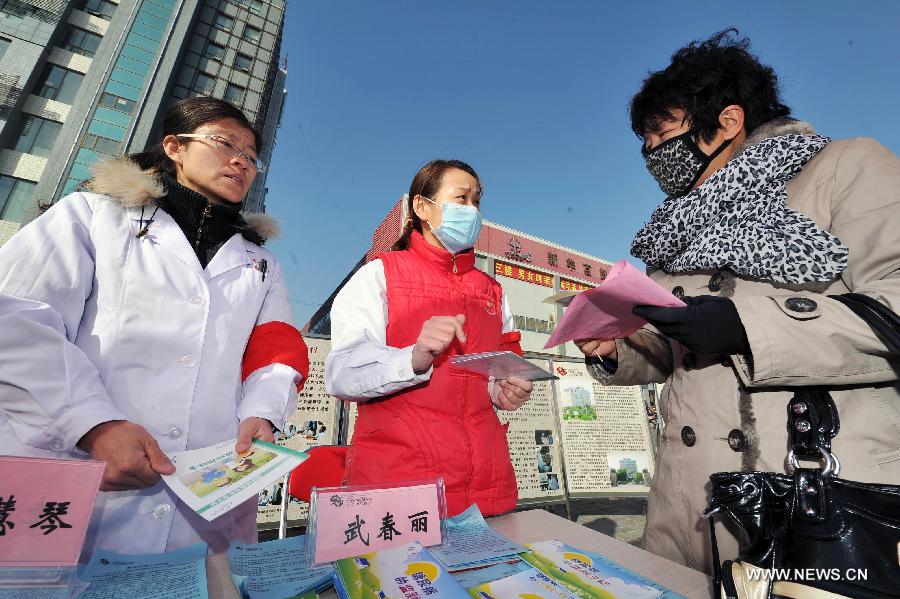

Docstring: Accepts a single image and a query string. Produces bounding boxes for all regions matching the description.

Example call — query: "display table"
[207,509,713,598]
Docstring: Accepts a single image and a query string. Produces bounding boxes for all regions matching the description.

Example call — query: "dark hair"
[629,29,791,143]
[392,159,482,251]
[128,97,261,176]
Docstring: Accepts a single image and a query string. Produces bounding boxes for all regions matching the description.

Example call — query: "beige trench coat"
[590,129,900,574]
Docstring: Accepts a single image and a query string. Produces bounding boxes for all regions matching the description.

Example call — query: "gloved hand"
[632,295,750,356]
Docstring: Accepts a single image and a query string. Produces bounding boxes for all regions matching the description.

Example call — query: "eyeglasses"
[175,133,266,173]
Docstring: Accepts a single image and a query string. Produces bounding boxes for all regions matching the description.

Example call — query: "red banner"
[494,260,554,287]
[559,278,593,292]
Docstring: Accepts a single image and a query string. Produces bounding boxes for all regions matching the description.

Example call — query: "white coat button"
[168,426,183,440]
[52,438,64,451]
[190,296,204,306]
[180,355,196,367]
[152,503,172,519]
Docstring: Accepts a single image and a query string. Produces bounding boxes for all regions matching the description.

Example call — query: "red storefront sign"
[494,260,554,287]
[559,278,593,292]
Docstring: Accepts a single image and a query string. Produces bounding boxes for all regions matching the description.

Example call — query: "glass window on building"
[99,92,136,114]
[205,41,226,61]
[214,12,234,31]
[192,72,215,95]
[11,116,62,158]
[59,26,103,57]
[233,53,252,72]
[76,0,117,20]
[242,25,261,43]
[0,0,40,21]
[0,37,10,59]
[248,0,264,15]
[81,133,119,156]
[34,64,84,105]
[0,175,37,222]
[224,83,245,104]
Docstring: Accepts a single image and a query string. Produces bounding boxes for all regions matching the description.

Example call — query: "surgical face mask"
[642,129,733,197]
[421,196,483,254]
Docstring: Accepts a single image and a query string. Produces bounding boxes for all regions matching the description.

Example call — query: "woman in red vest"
[325,160,533,516]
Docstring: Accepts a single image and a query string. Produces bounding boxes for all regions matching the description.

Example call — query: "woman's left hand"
[494,376,533,411]
[633,295,750,356]
[236,417,276,454]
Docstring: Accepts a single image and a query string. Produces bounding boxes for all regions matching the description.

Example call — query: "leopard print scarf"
[631,133,849,284]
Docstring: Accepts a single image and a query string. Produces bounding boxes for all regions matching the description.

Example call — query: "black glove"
[632,295,750,356]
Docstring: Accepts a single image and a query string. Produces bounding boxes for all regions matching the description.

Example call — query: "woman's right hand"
[411,314,467,374]
[78,420,176,491]
[575,338,618,362]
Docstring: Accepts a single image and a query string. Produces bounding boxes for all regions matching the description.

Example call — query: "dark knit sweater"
[156,177,263,267]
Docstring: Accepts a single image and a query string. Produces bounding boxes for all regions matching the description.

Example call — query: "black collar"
[156,177,262,266]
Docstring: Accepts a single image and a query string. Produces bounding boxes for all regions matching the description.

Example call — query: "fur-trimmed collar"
[85,158,280,240]
[734,117,817,156]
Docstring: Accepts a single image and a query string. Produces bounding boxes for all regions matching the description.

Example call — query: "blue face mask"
[422,196,483,254]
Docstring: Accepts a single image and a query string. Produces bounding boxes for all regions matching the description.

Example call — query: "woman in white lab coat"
[0,98,309,556]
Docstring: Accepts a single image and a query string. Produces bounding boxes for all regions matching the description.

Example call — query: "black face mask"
[642,129,734,197]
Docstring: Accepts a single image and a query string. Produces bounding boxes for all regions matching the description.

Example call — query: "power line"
[285,90,365,237]
[289,297,324,307]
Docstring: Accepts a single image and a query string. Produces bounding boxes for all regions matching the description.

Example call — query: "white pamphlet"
[162,440,307,521]
[449,351,558,381]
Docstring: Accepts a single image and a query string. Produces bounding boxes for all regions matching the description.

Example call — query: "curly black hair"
[630,29,791,143]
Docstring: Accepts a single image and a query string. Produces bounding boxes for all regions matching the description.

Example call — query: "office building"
[0,0,287,245]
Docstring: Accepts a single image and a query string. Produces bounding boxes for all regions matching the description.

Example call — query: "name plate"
[0,456,105,567]
[307,479,446,564]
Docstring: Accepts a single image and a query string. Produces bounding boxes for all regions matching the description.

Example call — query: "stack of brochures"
[229,535,333,599]
[77,543,209,599]
[333,542,470,599]
[468,539,685,599]
[430,504,530,572]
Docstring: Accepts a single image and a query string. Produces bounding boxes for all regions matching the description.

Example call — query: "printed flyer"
[467,568,579,599]
[162,440,307,521]
[522,540,685,598]
[229,535,333,599]
[334,542,470,599]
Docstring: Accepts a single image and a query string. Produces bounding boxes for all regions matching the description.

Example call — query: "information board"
[256,336,341,527]
[550,359,654,497]
[494,358,566,502]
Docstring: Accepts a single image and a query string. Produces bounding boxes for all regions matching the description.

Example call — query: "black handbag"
[703,293,900,599]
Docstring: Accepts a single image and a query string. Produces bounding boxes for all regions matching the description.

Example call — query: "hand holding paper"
[574,338,618,361]
[235,416,276,454]
[544,260,685,349]
[493,376,533,411]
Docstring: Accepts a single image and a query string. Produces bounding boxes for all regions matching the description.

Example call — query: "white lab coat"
[0,177,300,556]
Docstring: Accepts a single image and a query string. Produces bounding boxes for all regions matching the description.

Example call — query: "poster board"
[256,336,341,528]
[494,358,566,503]
[550,359,654,497]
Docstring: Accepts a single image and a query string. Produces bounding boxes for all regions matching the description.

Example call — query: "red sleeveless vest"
[343,232,518,516]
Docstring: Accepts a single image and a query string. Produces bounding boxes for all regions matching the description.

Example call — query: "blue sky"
[264,1,900,325]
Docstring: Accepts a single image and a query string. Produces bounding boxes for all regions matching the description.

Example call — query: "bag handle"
[829,292,900,353]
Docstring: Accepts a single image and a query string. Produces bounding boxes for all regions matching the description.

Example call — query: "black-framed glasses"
[175,133,266,172]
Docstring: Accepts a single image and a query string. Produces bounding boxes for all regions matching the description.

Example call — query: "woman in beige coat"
[578,30,900,574]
